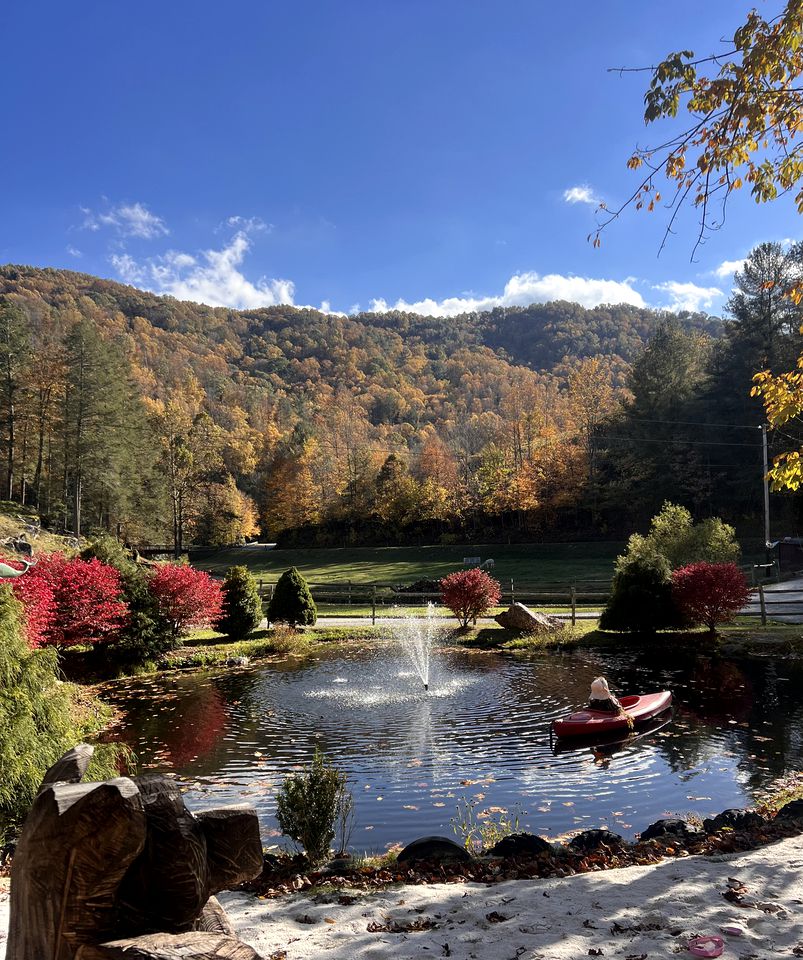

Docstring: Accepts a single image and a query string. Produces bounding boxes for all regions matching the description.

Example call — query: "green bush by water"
[275,749,353,863]
[217,565,262,640]
[600,547,683,633]
[268,567,317,627]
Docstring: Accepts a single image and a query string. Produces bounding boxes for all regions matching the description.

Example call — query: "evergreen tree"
[599,321,714,522]
[63,320,153,537]
[218,565,263,640]
[0,585,119,840]
[267,567,317,627]
[0,298,32,501]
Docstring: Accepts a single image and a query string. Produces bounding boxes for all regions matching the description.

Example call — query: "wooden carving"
[7,745,264,960]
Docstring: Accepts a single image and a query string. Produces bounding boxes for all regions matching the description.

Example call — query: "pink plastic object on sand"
[688,936,724,958]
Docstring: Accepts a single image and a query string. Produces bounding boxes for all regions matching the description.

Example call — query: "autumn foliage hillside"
[0,264,722,547]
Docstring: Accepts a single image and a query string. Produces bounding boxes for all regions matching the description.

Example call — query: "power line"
[622,416,762,430]
[596,434,762,449]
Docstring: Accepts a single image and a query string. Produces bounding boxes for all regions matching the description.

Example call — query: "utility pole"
[762,424,771,556]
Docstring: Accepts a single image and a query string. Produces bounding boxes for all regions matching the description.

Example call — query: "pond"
[103,644,803,853]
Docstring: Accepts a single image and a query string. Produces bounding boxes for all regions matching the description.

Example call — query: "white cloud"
[222,215,271,234]
[66,245,82,258]
[369,271,647,316]
[110,231,294,309]
[563,185,600,206]
[713,258,746,279]
[82,201,168,239]
[653,280,722,312]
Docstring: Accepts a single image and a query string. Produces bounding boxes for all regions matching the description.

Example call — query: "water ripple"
[104,645,803,851]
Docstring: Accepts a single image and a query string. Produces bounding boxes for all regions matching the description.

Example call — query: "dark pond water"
[103,644,803,853]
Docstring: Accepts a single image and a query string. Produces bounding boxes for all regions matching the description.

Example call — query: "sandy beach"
[217,836,803,960]
[0,836,800,959]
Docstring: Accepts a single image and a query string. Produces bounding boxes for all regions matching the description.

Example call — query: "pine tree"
[0,586,119,840]
[63,320,153,536]
[267,567,317,627]
[218,565,263,640]
[0,298,32,501]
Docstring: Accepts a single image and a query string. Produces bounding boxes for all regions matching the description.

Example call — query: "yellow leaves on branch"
[607,1,803,244]
[752,364,803,490]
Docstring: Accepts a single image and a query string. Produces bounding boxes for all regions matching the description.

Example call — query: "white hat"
[590,677,611,699]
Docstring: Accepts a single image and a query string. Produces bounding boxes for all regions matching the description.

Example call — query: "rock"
[568,829,625,853]
[703,808,765,833]
[224,656,249,667]
[494,603,562,634]
[396,836,472,864]
[639,817,703,842]
[325,856,353,873]
[487,833,552,857]
[775,798,803,822]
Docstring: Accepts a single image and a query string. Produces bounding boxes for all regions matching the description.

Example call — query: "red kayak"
[552,691,673,738]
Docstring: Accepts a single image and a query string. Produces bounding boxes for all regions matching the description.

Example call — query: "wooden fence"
[252,562,800,627]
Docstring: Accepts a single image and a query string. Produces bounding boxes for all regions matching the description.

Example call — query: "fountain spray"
[394,601,437,691]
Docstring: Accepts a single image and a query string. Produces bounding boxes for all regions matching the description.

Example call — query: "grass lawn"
[192,541,623,585]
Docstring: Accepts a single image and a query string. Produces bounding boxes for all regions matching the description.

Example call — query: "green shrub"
[275,749,352,863]
[267,567,317,627]
[600,546,684,633]
[0,586,121,840]
[634,501,740,569]
[217,565,263,640]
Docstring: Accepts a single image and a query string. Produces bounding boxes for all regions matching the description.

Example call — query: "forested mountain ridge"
[0,262,749,549]
[0,264,719,387]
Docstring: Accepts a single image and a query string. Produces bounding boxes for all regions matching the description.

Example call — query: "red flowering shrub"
[23,554,129,648]
[671,562,749,635]
[0,554,55,648]
[8,571,55,649]
[441,568,501,628]
[148,564,224,641]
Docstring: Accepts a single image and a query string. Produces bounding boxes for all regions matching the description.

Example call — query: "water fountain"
[393,601,439,690]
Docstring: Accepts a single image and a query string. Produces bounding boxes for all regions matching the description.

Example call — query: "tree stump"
[7,745,264,960]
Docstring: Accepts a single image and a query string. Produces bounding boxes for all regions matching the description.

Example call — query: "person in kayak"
[588,676,623,714]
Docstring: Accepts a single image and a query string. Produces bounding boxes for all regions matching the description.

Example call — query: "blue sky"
[3,0,800,317]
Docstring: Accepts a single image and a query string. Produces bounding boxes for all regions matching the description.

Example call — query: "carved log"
[76,932,262,959]
[116,777,210,933]
[197,807,264,893]
[39,743,94,791]
[8,778,147,960]
[194,898,235,936]
[8,749,265,960]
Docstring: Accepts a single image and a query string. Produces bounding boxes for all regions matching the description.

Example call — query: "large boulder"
[495,603,562,634]
[487,833,552,858]
[568,829,625,853]
[639,817,703,842]
[775,798,803,823]
[396,836,472,864]
[703,808,765,834]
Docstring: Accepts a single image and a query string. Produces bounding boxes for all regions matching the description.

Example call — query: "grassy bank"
[192,541,623,584]
[162,625,385,670]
